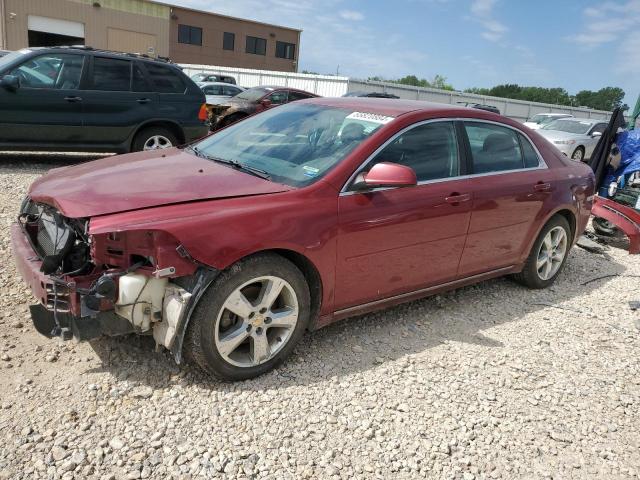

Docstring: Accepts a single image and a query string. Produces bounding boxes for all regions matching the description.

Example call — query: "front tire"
[571,147,585,162]
[513,215,571,289]
[185,254,310,380]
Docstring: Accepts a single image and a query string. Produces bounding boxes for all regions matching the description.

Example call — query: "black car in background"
[0,47,209,153]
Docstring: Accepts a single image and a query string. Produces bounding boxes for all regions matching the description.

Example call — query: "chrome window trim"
[339,117,548,196]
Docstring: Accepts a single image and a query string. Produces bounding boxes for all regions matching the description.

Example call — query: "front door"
[0,52,85,144]
[335,121,472,310]
[458,121,554,276]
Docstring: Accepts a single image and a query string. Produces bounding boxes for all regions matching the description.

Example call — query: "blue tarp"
[602,130,640,195]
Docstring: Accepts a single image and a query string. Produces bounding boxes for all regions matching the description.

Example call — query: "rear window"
[145,64,186,94]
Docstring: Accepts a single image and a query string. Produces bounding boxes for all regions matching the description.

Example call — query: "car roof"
[199,81,242,87]
[20,46,178,66]
[555,117,603,124]
[303,97,479,117]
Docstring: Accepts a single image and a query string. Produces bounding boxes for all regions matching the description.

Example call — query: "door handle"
[534,182,552,192]
[445,193,471,205]
[137,98,151,104]
[64,96,82,102]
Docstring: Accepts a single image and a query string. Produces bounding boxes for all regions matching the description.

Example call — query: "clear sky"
[171,0,640,106]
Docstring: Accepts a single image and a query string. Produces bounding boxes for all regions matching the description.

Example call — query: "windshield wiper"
[189,147,271,180]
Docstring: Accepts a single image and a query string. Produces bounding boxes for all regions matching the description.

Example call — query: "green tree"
[575,87,626,111]
[429,74,454,91]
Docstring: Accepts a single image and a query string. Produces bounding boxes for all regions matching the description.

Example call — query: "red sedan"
[12,98,595,380]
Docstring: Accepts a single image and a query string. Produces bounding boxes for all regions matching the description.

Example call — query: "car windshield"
[542,119,592,134]
[0,50,28,70]
[235,87,271,102]
[191,103,393,187]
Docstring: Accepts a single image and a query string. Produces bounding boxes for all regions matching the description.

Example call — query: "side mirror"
[260,98,272,108]
[353,162,417,190]
[592,131,602,138]
[1,75,20,91]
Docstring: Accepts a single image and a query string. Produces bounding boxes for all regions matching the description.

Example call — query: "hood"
[537,129,586,142]
[28,148,292,218]
[523,122,541,130]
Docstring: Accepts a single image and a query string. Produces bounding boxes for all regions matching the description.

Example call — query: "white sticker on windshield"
[346,112,394,124]
[303,166,320,177]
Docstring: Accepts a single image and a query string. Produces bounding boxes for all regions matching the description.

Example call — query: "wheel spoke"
[251,333,270,364]
[269,308,298,329]
[218,327,249,357]
[537,253,548,270]
[258,278,285,310]
[224,290,253,319]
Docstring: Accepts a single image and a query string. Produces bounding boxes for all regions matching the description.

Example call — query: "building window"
[223,32,235,51]
[246,36,266,55]
[275,41,296,60]
[178,24,202,46]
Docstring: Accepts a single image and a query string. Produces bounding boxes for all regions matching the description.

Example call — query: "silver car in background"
[199,82,245,106]
[537,118,607,162]
[523,113,573,130]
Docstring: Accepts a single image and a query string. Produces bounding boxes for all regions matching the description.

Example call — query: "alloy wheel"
[214,276,299,367]
[143,135,173,151]
[536,226,568,280]
[571,148,584,161]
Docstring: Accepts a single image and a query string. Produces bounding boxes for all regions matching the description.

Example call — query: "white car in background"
[537,118,607,162]
[524,113,573,130]
[199,82,245,106]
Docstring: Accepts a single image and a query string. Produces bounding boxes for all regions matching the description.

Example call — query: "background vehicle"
[12,99,594,380]
[344,91,400,99]
[0,46,208,153]
[524,113,573,130]
[456,101,501,114]
[200,81,245,106]
[191,72,237,85]
[210,85,318,129]
[537,118,607,161]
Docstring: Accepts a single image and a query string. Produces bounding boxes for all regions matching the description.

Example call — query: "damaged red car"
[12,98,595,380]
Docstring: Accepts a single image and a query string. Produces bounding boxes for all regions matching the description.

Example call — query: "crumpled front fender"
[592,196,640,254]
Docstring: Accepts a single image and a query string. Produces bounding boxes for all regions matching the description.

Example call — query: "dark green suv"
[0,47,209,153]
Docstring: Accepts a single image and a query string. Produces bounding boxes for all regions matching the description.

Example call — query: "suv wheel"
[132,127,178,152]
[185,254,311,380]
[512,215,571,289]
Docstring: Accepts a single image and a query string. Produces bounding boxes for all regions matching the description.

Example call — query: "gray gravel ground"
[1,153,640,479]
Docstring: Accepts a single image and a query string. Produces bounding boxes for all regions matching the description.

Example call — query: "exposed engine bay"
[16,198,213,361]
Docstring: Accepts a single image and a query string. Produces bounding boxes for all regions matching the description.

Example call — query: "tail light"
[198,103,208,121]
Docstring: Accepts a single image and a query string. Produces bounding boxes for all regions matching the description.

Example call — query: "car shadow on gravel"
[84,247,629,390]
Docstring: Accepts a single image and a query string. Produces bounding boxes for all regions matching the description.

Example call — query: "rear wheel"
[571,147,585,162]
[132,126,178,152]
[185,254,310,380]
[513,215,571,289]
[592,216,620,237]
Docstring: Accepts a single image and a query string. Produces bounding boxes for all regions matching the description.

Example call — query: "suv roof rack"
[48,45,174,64]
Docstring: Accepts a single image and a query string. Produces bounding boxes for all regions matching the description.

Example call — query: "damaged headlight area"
[15,198,210,361]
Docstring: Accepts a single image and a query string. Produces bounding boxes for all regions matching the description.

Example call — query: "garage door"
[107,28,157,56]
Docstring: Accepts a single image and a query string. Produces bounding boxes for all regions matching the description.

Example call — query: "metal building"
[0,0,301,72]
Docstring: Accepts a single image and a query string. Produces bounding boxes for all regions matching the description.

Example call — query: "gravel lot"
[1,153,640,479]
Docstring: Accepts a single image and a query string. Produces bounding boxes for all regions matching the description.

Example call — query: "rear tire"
[131,126,178,152]
[184,253,310,381]
[512,215,571,289]
[592,216,620,237]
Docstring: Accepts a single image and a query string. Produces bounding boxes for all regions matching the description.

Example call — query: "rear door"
[0,52,85,144]
[81,56,158,147]
[458,121,554,276]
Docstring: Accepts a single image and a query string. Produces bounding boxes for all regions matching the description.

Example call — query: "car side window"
[288,91,312,102]
[366,121,460,182]
[223,86,241,96]
[132,64,150,92]
[518,133,541,168]
[145,64,186,94]
[91,57,131,91]
[267,91,288,105]
[203,85,223,95]
[10,54,84,90]
[464,122,524,173]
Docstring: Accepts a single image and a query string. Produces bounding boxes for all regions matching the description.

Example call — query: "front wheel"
[185,254,310,380]
[513,215,571,289]
[592,216,620,237]
[571,147,585,162]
